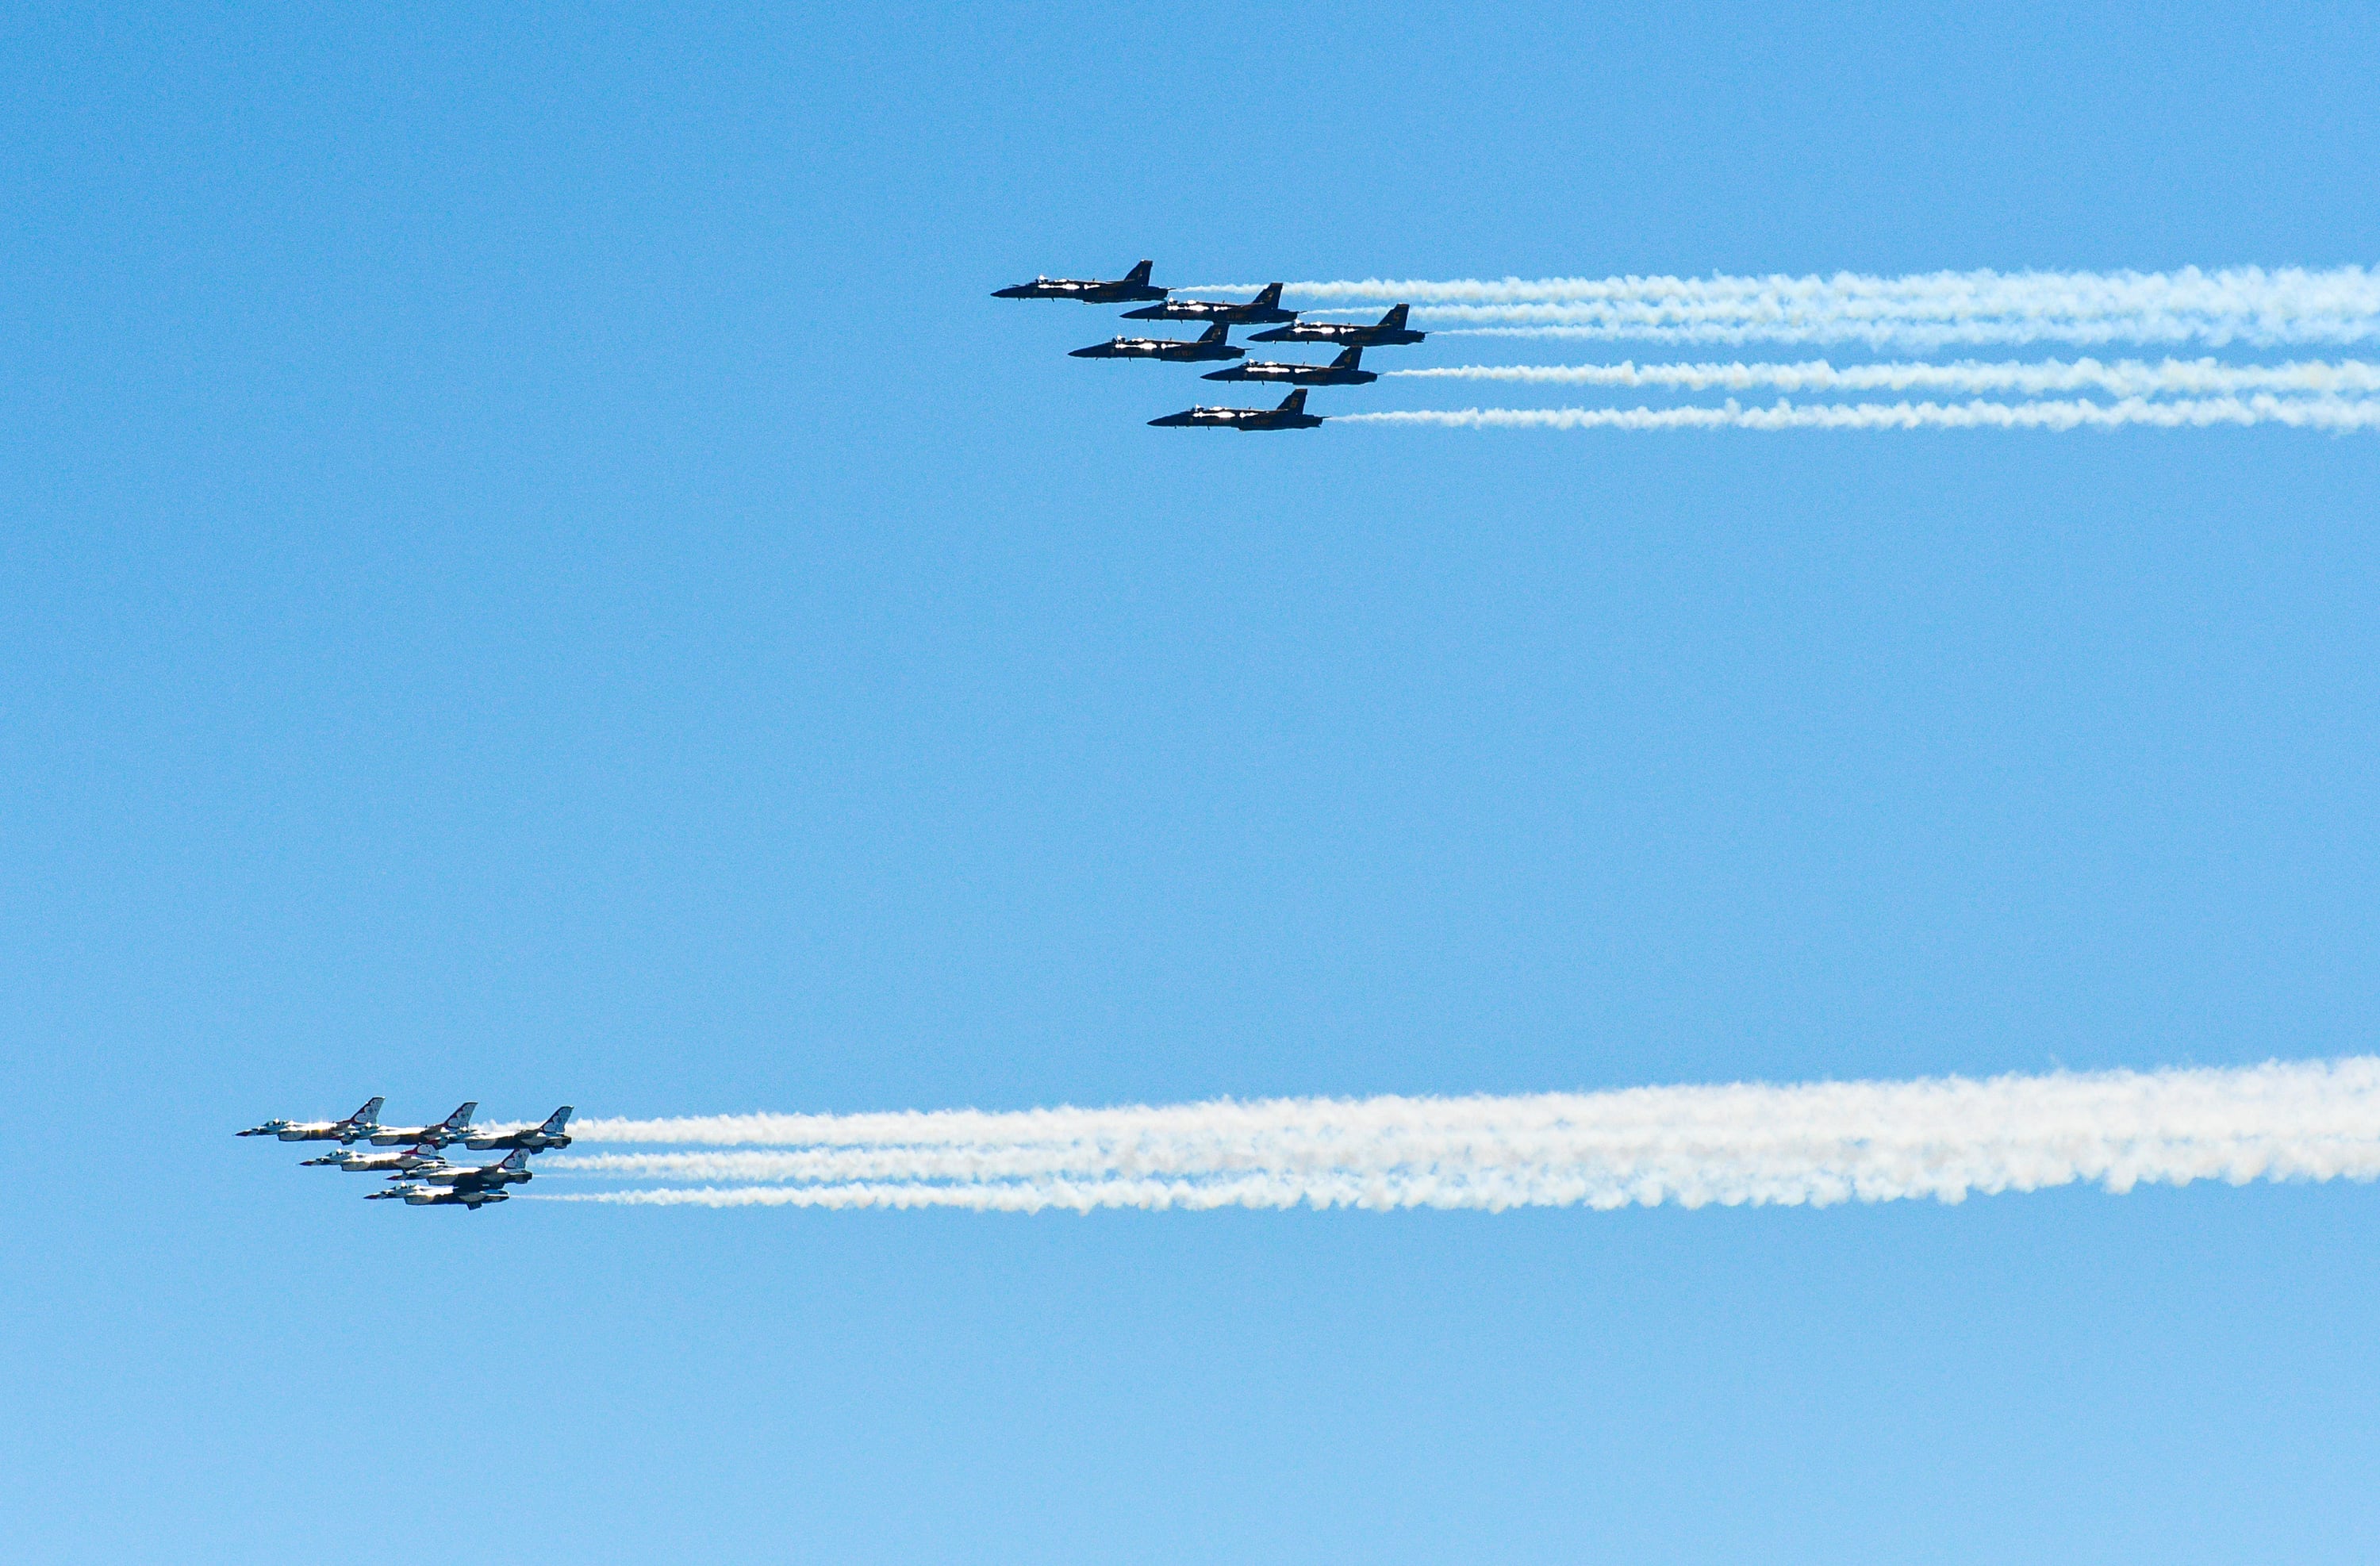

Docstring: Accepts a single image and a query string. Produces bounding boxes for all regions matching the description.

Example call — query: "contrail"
[551,1057,2380,1212]
[1334,395,2380,432]
[1389,358,2380,398]
[1187,267,2380,347]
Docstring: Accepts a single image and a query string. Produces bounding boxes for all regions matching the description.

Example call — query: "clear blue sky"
[6,3,2378,1560]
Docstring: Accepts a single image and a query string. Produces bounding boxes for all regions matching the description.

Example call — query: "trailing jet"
[465,1106,574,1153]
[368,1101,479,1149]
[367,1183,511,1210]
[992,260,1167,304]
[237,1096,384,1144]
[301,1144,441,1174]
[1070,322,1244,363]
[1202,345,1376,386]
[1148,388,1325,432]
[368,1149,534,1208]
[1120,283,1296,324]
[1250,303,1424,347]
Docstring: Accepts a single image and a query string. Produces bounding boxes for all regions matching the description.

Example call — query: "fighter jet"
[237,1096,385,1144]
[992,259,1167,304]
[367,1101,479,1149]
[367,1182,510,1210]
[367,1149,535,1208]
[1250,303,1424,347]
[1202,344,1376,386]
[1070,322,1244,363]
[1120,282,1296,324]
[1148,388,1326,432]
[464,1106,574,1153]
[301,1144,442,1174]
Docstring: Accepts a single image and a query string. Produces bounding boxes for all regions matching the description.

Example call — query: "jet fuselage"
[239,1096,384,1144]
[1203,359,1376,386]
[302,1146,439,1173]
[1250,306,1423,347]
[992,261,1166,303]
[1149,390,1325,431]
[1071,334,1243,363]
[466,1107,574,1153]
[370,1184,511,1208]
[1121,285,1295,324]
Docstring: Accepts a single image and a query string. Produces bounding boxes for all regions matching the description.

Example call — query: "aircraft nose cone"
[1068,346,1100,357]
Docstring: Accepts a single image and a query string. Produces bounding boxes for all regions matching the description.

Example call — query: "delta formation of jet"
[1120,282,1296,324]
[1003,260,1425,431]
[1250,304,1424,347]
[992,259,1167,304]
[1071,322,1244,363]
[1203,344,1376,386]
[238,1095,386,1143]
[239,1100,573,1212]
[1149,388,1326,432]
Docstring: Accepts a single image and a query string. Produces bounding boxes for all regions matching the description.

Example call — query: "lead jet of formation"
[992,259,1167,304]
[368,1101,479,1149]
[237,1096,385,1143]
[301,1143,442,1174]
[1203,344,1376,387]
[1250,303,1423,347]
[368,1149,535,1209]
[1120,282,1296,325]
[465,1106,574,1153]
[1148,388,1326,432]
[1071,321,1244,363]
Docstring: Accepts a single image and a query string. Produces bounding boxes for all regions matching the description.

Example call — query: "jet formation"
[993,259,1425,430]
[239,1100,573,1211]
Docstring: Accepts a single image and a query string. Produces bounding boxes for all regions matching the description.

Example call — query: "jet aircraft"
[301,1144,441,1174]
[237,1096,385,1143]
[1202,344,1376,386]
[1250,303,1423,347]
[465,1106,574,1153]
[992,260,1167,304]
[367,1183,510,1210]
[1070,322,1244,363]
[368,1149,534,1208]
[1148,388,1325,432]
[368,1101,479,1149]
[1120,282,1296,324]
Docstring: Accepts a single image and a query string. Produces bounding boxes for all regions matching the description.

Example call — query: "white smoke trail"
[1190,266,2380,347]
[552,1057,2380,1212]
[1389,358,2380,398]
[1334,395,2380,432]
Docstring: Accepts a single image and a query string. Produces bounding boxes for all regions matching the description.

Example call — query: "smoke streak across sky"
[533,1057,2380,1213]
[1334,396,2380,433]
[1186,265,2380,347]
[1388,358,2380,397]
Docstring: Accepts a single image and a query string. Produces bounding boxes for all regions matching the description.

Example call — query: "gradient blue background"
[6,4,2378,1560]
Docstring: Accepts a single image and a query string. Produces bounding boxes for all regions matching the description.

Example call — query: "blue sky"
[6,2,2378,1560]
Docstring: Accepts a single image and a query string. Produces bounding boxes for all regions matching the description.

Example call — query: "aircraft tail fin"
[444,1101,478,1129]
[1332,345,1363,368]
[1279,389,1309,413]
[543,1106,574,1132]
[1125,260,1153,284]
[1253,283,1283,309]
[1380,304,1409,329]
[1199,321,1228,343]
[350,1096,385,1127]
[502,1149,532,1170]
